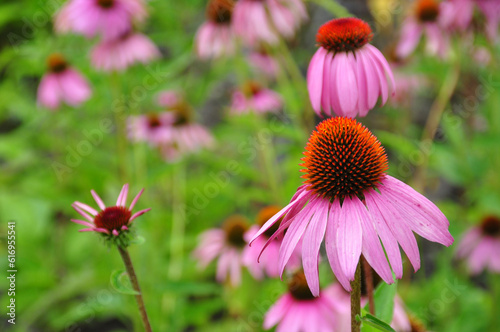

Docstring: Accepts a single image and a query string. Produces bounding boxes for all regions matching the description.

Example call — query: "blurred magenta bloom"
[248,49,279,77]
[91,31,160,72]
[54,0,147,40]
[396,0,450,59]
[264,272,347,332]
[195,0,236,60]
[391,296,412,332]
[251,117,453,294]
[157,90,182,108]
[71,184,151,236]
[456,216,500,274]
[193,216,249,286]
[37,53,92,110]
[230,81,282,115]
[476,0,500,41]
[242,206,300,279]
[127,112,172,146]
[232,0,307,46]
[307,18,395,118]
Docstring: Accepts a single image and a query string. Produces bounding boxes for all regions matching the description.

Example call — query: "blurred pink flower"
[127,112,173,146]
[91,31,160,72]
[193,216,249,286]
[195,0,236,59]
[389,63,426,107]
[307,18,395,118]
[242,206,301,279]
[248,49,280,77]
[456,216,500,274]
[54,0,147,41]
[37,53,92,110]
[71,184,151,237]
[476,0,500,41]
[251,117,453,295]
[391,296,412,332]
[264,272,347,332]
[396,0,450,59]
[232,0,307,46]
[230,81,282,115]
[156,90,182,108]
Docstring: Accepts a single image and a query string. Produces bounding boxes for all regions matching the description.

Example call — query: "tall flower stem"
[351,262,362,332]
[117,246,152,332]
[362,255,375,315]
[412,66,460,192]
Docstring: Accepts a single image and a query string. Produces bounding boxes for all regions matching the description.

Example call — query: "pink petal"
[307,47,328,114]
[396,20,422,58]
[129,188,145,211]
[321,52,334,117]
[264,294,292,329]
[91,190,106,210]
[129,208,151,223]
[116,183,129,207]
[336,197,363,281]
[73,201,98,216]
[70,219,95,228]
[333,52,359,117]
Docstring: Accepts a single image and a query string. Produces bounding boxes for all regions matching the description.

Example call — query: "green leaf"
[110,270,139,295]
[363,280,398,323]
[359,313,396,332]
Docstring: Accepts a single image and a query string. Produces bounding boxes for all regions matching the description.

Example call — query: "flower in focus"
[37,53,92,110]
[193,215,249,286]
[127,112,173,146]
[91,30,160,72]
[71,184,151,239]
[456,215,500,274]
[242,206,300,279]
[54,0,147,41]
[396,0,450,59]
[251,117,454,294]
[232,0,307,46]
[195,0,236,60]
[263,271,347,332]
[230,81,282,115]
[248,48,280,78]
[307,18,395,118]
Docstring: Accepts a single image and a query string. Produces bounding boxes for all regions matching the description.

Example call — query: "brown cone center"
[223,216,249,248]
[94,206,131,232]
[288,271,316,300]
[481,216,500,237]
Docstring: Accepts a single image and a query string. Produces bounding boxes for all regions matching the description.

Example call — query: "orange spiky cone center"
[316,18,373,53]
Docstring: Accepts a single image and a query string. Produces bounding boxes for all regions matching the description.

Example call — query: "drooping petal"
[336,197,363,281]
[321,52,334,117]
[307,47,328,114]
[332,52,359,117]
[396,20,423,58]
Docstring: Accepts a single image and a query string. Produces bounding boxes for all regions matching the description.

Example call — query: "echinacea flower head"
[127,112,173,146]
[232,0,307,46]
[248,48,279,77]
[307,18,395,118]
[251,117,453,295]
[396,0,450,59]
[263,271,346,332]
[193,215,250,286]
[54,0,147,41]
[71,184,151,246]
[243,206,300,279]
[37,53,92,110]
[231,81,283,115]
[456,215,500,274]
[91,31,160,72]
[195,0,236,59]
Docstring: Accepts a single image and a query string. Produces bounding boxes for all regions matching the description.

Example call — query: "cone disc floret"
[416,0,440,22]
[316,18,373,53]
[207,0,234,24]
[480,216,500,237]
[223,215,249,247]
[288,271,316,300]
[301,117,388,201]
[47,53,68,73]
[97,0,115,9]
[94,206,132,232]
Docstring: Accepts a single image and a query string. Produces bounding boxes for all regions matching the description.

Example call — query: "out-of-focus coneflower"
[243,206,300,279]
[90,30,160,72]
[54,0,147,41]
[307,18,395,118]
[193,215,250,286]
[230,81,282,115]
[127,112,173,146]
[263,271,347,332]
[195,0,236,60]
[248,47,280,77]
[251,117,454,295]
[71,184,151,239]
[396,0,450,59]
[232,0,307,46]
[37,53,92,110]
[456,215,500,274]
[156,90,182,108]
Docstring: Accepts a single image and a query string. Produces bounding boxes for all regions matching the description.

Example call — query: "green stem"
[117,246,152,332]
[351,262,361,332]
[411,66,460,192]
[306,0,352,18]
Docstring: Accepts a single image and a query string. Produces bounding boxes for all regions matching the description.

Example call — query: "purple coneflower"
[195,0,236,60]
[91,31,160,72]
[232,0,307,46]
[193,216,249,286]
[396,0,450,59]
[456,215,500,274]
[264,271,347,332]
[243,206,301,279]
[251,117,453,294]
[248,48,280,78]
[37,53,92,110]
[307,18,395,118]
[231,81,282,115]
[54,0,147,41]
[71,184,151,237]
[127,112,172,146]
[157,90,182,108]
